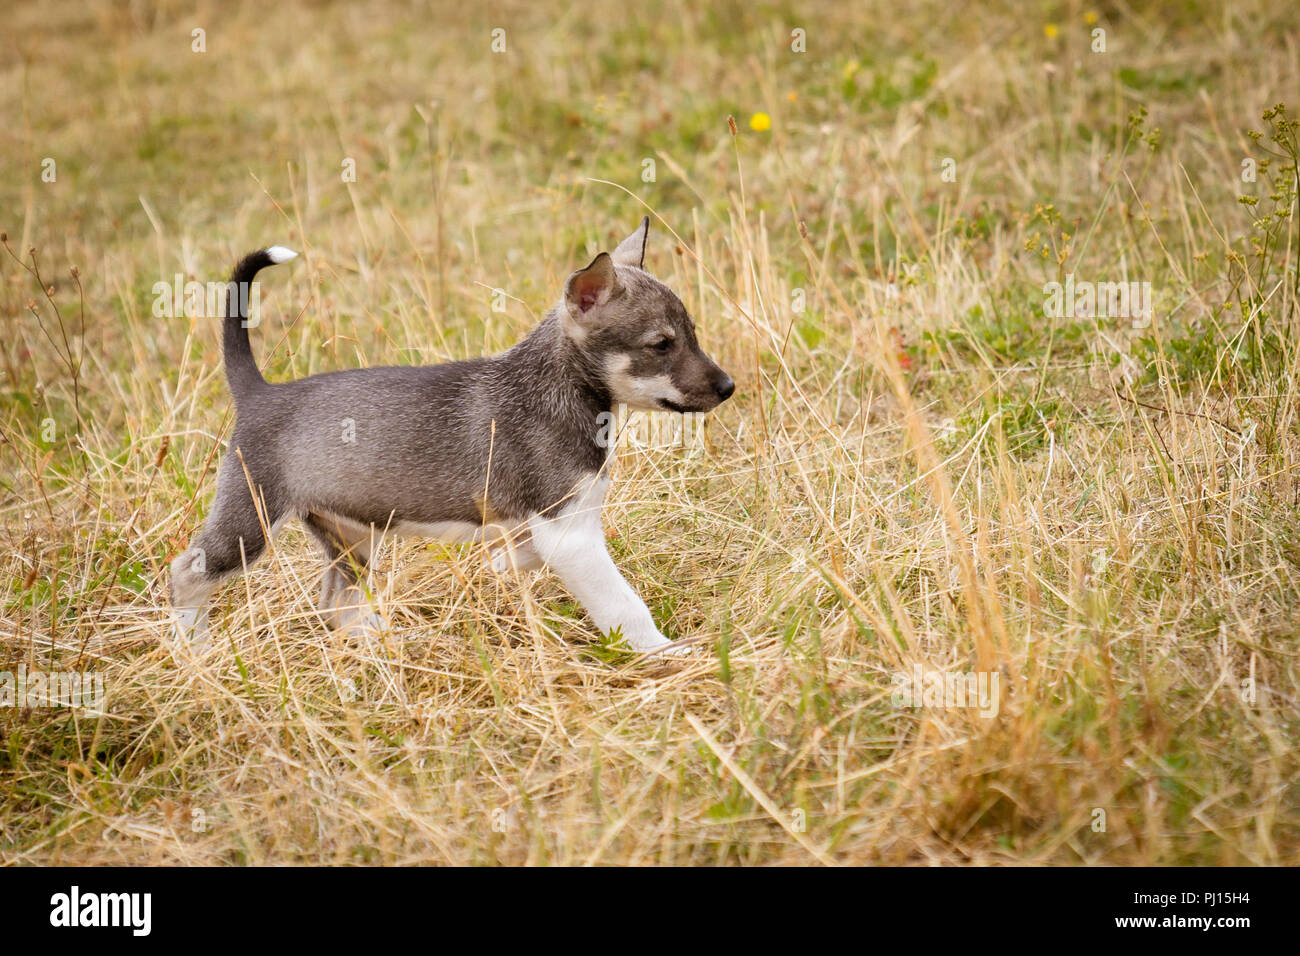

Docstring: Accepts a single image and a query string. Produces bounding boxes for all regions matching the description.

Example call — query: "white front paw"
[626,631,670,652]
[621,627,693,657]
[657,641,696,658]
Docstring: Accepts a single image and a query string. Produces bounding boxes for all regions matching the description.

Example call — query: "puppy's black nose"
[715,375,735,401]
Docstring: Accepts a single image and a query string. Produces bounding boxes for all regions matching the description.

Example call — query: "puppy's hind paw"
[167,609,218,665]
[171,607,211,646]
[340,609,390,644]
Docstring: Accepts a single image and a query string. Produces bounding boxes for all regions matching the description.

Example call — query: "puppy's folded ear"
[611,216,650,269]
[564,252,621,323]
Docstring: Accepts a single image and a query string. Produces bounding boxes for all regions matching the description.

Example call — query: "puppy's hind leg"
[304,512,384,638]
[170,548,219,646]
[170,457,287,646]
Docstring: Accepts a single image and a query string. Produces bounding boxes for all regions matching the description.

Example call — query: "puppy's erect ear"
[611,216,650,269]
[564,252,621,322]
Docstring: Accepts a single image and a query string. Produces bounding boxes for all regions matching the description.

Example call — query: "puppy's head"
[560,218,734,413]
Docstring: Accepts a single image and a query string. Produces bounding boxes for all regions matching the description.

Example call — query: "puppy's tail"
[222,245,298,402]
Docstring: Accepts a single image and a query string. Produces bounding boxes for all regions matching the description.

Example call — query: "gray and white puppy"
[170,218,734,654]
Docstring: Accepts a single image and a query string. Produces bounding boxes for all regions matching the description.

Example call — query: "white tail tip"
[266,245,298,264]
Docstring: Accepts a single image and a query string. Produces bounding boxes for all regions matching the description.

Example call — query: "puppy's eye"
[651,337,673,353]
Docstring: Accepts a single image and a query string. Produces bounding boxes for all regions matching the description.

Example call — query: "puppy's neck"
[505,311,612,418]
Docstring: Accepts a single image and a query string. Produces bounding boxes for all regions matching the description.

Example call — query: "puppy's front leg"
[528,486,676,654]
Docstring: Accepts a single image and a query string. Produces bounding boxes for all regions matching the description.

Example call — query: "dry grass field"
[2,0,1299,865]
